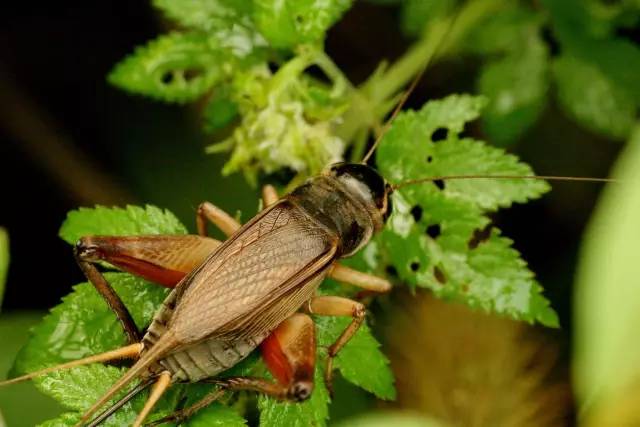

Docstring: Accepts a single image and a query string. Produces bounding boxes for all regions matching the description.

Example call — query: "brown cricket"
[0,162,397,426]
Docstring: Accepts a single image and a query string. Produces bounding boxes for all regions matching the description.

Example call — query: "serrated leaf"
[35,364,178,426]
[59,205,186,245]
[153,0,253,32]
[184,402,247,427]
[315,317,395,400]
[253,0,354,49]
[109,32,228,103]
[13,274,167,375]
[0,228,8,309]
[259,366,330,427]
[376,94,556,325]
[552,54,636,140]
[378,94,549,210]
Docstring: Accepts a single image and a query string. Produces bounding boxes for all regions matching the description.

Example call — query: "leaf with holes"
[375,94,556,326]
[253,0,354,49]
[109,32,248,103]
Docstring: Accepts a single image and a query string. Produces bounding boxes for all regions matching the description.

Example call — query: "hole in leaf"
[183,68,203,81]
[426,224,441,239]
[431,127,448,142]
[410,206,423,222]
[161,72,174,84]
[468,224,492,249]
[434,266,447,284]
[295,14,304,23]
[385,265,398,278]
[434,179,445,190]
[426,155,433,163]
[410,262,420,272]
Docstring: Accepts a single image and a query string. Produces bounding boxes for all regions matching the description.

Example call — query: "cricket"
[0,120,612,427]
[0,1,629,426]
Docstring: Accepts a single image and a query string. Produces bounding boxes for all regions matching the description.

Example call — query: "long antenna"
[392,174,618,190]
[361,18,456,164]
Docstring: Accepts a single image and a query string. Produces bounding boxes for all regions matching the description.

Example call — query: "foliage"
[574,125,640,424]
[14,0,635,423]
[13,206,394,426]
[375,95,556,326]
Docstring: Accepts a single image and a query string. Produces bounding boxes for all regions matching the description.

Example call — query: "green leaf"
[378,95,549,210]
[478,40,548,145]
[0,228,8,309]
[552,54,636,140]
[574,125,640,411]
[153,0,253,32]
[35,364,178,426]
[465,6,549,145]
[543,0,640,103]
[259,365,330,427]
[38,412,80,427]
[59,205,187,245]
[464,6,541,55]
[253,0,354,49]
[13,274,167,375]
[400,0,455,37]
[184,402,247,427]
[109,32,229,103]
[376,94,555,325]
[315,317,396,400]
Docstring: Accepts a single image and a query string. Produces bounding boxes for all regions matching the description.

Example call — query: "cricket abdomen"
[159,334,266,382]
[141,287,265,382]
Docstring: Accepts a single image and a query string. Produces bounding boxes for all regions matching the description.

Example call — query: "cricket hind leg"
[305,296,366,394]
[75,234,220,343]
[146,313,316,427]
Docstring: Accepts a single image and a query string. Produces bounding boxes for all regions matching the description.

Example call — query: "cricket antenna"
[361,16,455,164]
[391,174,619,191]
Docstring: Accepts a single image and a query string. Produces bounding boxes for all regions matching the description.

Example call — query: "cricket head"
[327,162,393,226]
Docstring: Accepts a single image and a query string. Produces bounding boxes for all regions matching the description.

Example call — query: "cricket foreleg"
[305,296,366,394]
[75,235,220,343]
[329,264,392,294]
[146,314,316,427]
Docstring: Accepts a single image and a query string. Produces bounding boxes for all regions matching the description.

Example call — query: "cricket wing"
[167,201,337,345]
